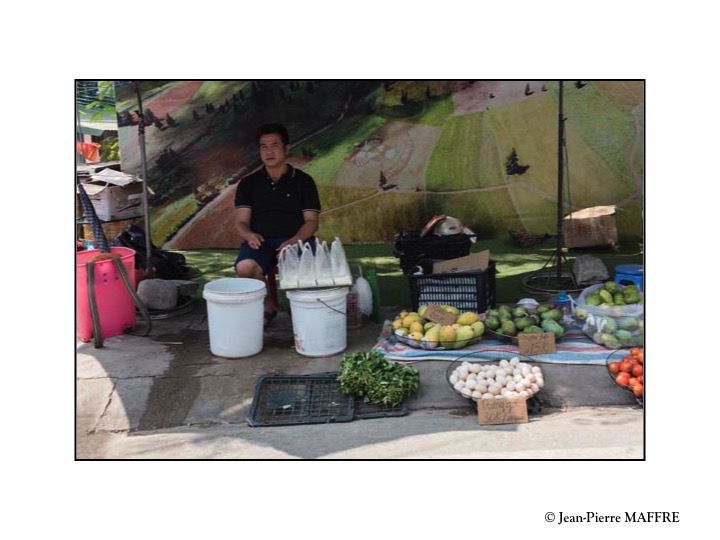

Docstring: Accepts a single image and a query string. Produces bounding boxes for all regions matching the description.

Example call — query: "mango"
[470,321,485,338]
[418,305,428,318]
[392,319,403,330]
[402,314,421,328]
[454,325,475,348]
[422,325,441,348]
[457,311,480,326]
[439,325,457,348]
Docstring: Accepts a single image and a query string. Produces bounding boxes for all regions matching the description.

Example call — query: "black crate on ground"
[354,399,408,419]
[408,261,496,313]
[393,232,472,274]
[247,373,354,427]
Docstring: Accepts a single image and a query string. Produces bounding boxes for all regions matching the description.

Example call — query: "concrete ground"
[76,303,643,459]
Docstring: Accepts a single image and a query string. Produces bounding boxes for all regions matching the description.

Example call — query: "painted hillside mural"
[115,81,644,248]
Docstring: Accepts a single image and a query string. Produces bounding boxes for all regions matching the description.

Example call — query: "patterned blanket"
[371,321,614,365]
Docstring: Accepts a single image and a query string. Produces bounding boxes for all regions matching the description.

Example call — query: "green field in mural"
[116,80,644,249]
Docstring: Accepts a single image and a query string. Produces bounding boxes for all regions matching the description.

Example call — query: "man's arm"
[237,207,264,249]
[277,210,319,251]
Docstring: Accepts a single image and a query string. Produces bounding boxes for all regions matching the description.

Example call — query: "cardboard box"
[433,250,490,274]
[78,169,144,221]
[563,206,618,249]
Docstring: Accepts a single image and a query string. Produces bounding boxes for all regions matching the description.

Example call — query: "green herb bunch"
[338,351,420,407]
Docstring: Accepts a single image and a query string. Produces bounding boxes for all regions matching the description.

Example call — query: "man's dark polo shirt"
[234,165,321,238]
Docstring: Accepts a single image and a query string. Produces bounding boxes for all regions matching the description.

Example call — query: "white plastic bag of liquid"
[330,237,352,286]
[314,240,334,287]
[278,243,300,289]
[297,242,317,288]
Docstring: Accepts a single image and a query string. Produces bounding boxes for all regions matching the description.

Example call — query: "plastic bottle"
[555,291,573,323]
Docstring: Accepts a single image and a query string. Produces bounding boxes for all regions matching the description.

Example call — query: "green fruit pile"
[484,304,566,339]
[584,281,642,307]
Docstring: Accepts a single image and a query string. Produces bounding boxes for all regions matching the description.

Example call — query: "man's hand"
[277,237,300,252]
[246,232,264,250]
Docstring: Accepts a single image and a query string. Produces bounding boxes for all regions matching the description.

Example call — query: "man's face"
[259,133,287,168]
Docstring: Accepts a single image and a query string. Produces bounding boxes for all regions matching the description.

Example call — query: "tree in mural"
[505,148,530,176]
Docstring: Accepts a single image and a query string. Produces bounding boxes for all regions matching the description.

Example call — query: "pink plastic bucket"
[76,247,137,342]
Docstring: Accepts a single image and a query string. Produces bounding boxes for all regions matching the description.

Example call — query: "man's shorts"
[235,237,316,275]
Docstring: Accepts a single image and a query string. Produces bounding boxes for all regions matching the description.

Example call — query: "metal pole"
[555,80,565,279]
[135,82,153,272]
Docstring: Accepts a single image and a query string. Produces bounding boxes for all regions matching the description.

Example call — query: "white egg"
[510,357,520,366]
[525,386,534,396]
[513,374,523,383]
[458,366,469,375]
[516,382,527,392]
[536,378,545,388]
[501,389,511,396]
[454,382,465,391]
[459,371,469,381]
[530,383,540,394]
[496,375,507,387]
[521,367,531,376]
[525,373,536,383]
[506,382,516,392]
[504,367,514,376]
[467,372,477,381]
[465,379,477,390]
[489,383,502,395]
[462,361,471,369]
[476,381,488,393]
[486,370,496,380]
[519,390,529,397]
[495,395,505,399]
[499,359,509,368]
[531,366,542,374]
[449,374,458,385]
[461,387,473,398]
[481,393,494,400]
[507,391,518,397]
[469,363,481,373]
[471,390,483,399]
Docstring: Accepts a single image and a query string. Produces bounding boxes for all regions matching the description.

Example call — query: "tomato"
[620,360,633,373]
[609,362,621,374]
[632,384,643,397]
[628,377,639,387]
[632,364,643,377]
[616,372,631,386]
[630,347,642,356]
[635,350,644,364]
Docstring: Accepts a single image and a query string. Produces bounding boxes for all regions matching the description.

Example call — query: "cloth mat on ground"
[372,321,612,365]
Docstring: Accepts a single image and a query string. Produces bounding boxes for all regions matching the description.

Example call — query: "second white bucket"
[203,278,266,358]
[287,287,349,357]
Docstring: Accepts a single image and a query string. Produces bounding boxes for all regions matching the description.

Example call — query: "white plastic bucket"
[203,278,266,358]
[286,287,349,357]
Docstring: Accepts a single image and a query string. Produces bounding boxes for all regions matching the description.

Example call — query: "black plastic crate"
[353,399,408,419]
[394,232,472,274]
[247,373,354,427]
[408,261,496,313]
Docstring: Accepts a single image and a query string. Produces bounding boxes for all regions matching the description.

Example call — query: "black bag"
[112,224,189,279]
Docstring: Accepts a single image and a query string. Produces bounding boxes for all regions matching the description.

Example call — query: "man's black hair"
[256,123,289,146]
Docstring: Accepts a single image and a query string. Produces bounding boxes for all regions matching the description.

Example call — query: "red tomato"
[620,360,633,373]
[616,372,631,386]
[609,362,621,374]
[638,375,643,384]
[630,347,642,356]
[635,350,644,364]
[628,377,639,387]
[632,384,643,397]
[632,364,643,377]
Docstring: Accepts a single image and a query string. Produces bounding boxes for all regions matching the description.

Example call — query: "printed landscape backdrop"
[115,80,644,248]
